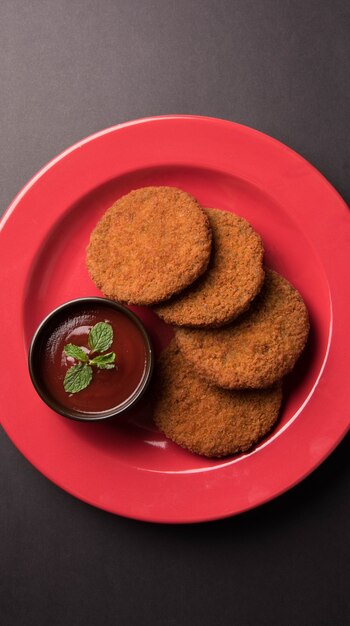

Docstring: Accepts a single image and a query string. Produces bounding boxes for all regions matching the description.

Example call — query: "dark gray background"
[1,1,349,625]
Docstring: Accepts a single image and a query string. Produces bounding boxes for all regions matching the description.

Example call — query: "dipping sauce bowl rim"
[28,297,154,422]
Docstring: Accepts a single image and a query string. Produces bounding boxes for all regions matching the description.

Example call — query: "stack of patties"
[87,186,310,458]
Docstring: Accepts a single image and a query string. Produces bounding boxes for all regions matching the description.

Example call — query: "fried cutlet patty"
[153,342,282,457]
[175,269,310,389]
[153,208,264,327]
[86,186,212,305]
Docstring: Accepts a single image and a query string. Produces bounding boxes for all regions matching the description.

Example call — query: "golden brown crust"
[153,208,264,327]
[175,269,310,389]
[153,342,282,457]
[86,186,212,305]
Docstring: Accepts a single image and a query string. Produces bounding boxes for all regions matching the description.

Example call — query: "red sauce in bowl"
[29,299,153,420]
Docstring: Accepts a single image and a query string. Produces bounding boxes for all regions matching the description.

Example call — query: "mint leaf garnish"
[88,322,113,353]
[63,322,116,394]
[64,364,92,393]
[64,344,88,362]
[89,352,116,369]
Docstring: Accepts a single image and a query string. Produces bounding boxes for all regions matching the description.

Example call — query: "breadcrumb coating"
[86,186,212,305]
[175,269,310,388]
[154,208,264,327]
[153,342,282,457]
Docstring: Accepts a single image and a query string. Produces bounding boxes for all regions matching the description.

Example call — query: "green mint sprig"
[88,321,113,353]
[64,344,89,362]
[64,363,92,394]
[89,352,116,369]
[63,322,116,394]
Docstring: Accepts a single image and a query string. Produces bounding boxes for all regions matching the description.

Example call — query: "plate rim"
[2,114,348,229]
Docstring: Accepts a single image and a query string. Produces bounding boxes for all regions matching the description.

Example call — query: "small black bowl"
[28,297,154,421]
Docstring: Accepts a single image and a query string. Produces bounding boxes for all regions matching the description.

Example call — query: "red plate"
[0,116,349,523]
